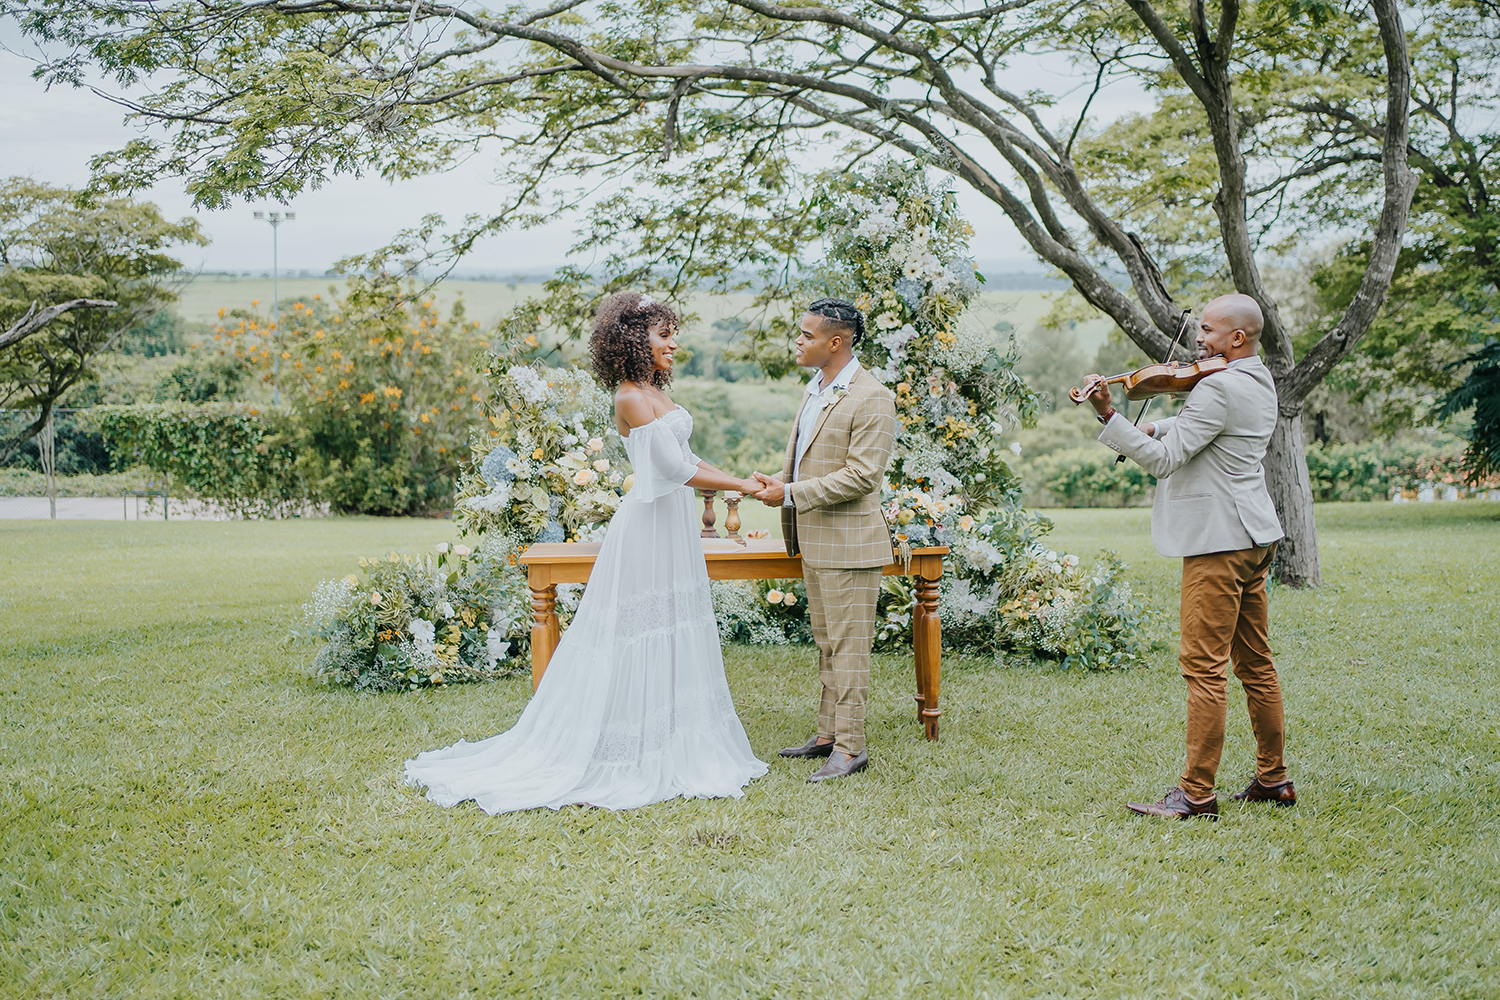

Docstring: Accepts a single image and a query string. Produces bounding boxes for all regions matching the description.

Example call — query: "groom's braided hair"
[590,291,679,391]
[806,297,866,347]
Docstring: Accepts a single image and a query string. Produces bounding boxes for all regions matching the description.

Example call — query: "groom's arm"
[790,392,896,512]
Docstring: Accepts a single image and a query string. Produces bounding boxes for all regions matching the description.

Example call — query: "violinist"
[1082,293,1293,819]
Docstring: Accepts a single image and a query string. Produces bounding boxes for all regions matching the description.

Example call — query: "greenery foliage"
[1438,340,1500,483]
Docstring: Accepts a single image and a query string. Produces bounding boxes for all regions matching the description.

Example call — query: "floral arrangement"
[710,579,812,646]
[300,543,529,691]
[997,546,1160,670]
[452,359,630,545]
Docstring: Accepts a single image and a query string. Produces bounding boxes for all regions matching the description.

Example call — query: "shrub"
[88,402,304,516]
[1024,447,1155,508]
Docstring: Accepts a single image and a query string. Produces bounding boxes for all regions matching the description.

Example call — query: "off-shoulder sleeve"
[624,419,700,501]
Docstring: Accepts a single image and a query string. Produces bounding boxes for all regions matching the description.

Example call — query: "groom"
[752,298,897,782]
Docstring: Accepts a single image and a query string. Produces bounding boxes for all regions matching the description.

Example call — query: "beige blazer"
[1097,355,1284,558]
[777,367,898,568]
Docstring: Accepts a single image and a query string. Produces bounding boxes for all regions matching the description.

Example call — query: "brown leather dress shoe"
[807,750,868,782]
[778,736,835,759]
[1126,786,1219,820]
[1231,777,1297,806]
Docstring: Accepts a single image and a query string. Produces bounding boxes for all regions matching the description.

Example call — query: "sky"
[1,27,1148,278]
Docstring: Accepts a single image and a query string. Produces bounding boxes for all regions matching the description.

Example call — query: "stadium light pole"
[252,210,296,406]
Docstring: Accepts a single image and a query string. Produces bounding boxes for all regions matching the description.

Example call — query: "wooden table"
[518,539,950,740]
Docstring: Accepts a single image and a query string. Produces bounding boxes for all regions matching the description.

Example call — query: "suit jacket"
[777,366,898,568]
[1097,355,1284,559]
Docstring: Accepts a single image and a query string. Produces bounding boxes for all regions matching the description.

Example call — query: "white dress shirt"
[787,358,861,506]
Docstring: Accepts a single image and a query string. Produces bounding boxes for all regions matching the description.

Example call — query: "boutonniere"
[821,386,850,411]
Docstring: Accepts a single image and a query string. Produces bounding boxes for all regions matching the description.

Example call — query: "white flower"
[436,600,455,619]
[1009,441,1023,456]
[485,631,511,666]
[369,590,382,605]
[435,542,449,554]
[573,468,596,486]
[562,433,578,448]
[875,312,903,330]
[1063,554,1080,568]
[638,293,657,307]
[454,544,470,557]
[782,592,797,607]
[587,437,604,452]
[409,619,435,644]
[765,589,784,604]
[507,365,550,404]
[592,459,610,473]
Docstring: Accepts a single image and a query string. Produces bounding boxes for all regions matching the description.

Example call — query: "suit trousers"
[1178,543,1288,799]
[803,565,881,756]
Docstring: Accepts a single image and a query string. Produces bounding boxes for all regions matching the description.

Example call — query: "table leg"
[530,583,559,691]
[914,574,942,740]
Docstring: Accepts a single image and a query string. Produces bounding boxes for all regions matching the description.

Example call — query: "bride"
[404,292,769,813]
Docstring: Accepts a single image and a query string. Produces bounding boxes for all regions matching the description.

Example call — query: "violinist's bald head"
[1197,293,1264,360]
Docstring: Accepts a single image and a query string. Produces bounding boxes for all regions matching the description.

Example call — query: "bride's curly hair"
[589,291,679,391]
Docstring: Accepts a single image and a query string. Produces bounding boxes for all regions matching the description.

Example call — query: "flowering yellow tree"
[212,271,488,514]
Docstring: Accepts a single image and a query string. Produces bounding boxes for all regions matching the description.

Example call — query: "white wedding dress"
[404,406,767,813]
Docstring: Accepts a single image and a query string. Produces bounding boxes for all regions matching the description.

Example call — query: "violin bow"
[1115,307,1193,466]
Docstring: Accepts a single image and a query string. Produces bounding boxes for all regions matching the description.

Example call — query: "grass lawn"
[2,504,1498,998]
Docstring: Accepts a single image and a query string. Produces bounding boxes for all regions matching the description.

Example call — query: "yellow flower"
[532,448,545,460]
[897,509,916,525]
[622,474,635,492]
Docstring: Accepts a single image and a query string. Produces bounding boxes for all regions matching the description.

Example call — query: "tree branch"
[0,299,118,352]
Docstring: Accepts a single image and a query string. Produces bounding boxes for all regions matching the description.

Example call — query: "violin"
[1068,355,1228,405]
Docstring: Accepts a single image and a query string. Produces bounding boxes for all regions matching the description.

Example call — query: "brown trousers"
[1178,544,1288,799]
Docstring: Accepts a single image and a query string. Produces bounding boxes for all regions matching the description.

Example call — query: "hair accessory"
[637,293,657,307]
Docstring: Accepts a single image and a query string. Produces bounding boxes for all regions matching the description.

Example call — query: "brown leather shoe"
[807,750,868,782]
[778,736,835,759]
[1126,787,1219,820]
[1231,777,1297,806]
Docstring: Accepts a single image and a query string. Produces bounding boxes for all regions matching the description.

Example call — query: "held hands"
[749,471,785,507]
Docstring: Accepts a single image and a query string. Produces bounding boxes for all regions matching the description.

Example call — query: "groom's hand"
[751,471,785,507]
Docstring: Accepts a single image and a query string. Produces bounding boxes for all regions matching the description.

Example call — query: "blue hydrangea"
[536,520,565,544]
[894,277,925,311]
[480,445,517,488]
[946,258,979,298]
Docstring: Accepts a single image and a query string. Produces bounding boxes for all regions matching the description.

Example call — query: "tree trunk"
[1264,408,1321,587]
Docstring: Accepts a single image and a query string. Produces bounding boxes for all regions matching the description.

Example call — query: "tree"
[0,178,206,461]
[1437,340,1500,483]
[1297,1,1500,437]
[7,0,1421,584]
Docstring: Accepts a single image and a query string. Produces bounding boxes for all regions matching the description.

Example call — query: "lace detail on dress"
[614,580,716,643]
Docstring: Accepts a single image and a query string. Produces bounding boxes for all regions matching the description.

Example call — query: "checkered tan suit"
[776,367,897,755]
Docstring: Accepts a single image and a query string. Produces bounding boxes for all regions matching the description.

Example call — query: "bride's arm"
[686,460,758,494]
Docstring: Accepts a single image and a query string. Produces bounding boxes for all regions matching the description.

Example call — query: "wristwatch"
[782,483,794,508]
[1096,406,1116,425]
